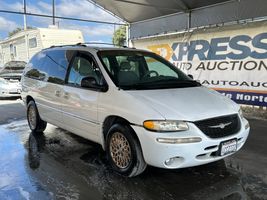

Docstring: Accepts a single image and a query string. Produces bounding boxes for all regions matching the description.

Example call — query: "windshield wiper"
[144,79,201,86]
[120,82,154,90]
[175,80,201,86]
[120,79,201,90]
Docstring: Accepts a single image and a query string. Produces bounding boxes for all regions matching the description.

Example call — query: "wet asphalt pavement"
[0,100,266,200]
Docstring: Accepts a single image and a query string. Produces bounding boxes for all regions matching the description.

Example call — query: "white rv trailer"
[0,27,84,65]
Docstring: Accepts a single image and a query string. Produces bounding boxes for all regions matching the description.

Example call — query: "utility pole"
[23,0,27,30]
[188,11,191,30]
[23,0,29,61]
[126,24,129,47]
[52,0,55,25]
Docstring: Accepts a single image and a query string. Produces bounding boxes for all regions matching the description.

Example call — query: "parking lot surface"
[0,100,266,200]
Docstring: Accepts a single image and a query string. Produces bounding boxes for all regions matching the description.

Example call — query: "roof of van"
[44,44,142,52]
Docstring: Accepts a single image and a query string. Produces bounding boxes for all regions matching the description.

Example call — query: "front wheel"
[106,124,147,177]
[27,101,47,133]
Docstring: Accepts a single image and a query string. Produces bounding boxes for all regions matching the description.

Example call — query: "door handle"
[55,90,61,97]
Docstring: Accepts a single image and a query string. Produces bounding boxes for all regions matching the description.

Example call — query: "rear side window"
[44,50,73,84]
[25,50,74,84]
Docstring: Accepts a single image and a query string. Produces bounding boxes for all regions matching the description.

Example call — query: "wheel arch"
[102,115,140,150]
[26,95,35,105]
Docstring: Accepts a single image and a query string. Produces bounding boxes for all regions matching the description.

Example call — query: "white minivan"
[21,45,250,177]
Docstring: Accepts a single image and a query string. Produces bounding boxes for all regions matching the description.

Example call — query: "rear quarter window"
[25,52,46,80]
[25,49,75,84]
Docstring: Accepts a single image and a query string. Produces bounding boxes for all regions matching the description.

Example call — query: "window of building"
[29,38,37,48]
[13,46,17,57]
[10,44,14,56]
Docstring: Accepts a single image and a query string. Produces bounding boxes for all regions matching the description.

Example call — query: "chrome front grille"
[194,114,241,138]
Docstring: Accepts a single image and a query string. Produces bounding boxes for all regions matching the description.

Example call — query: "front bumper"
[0,85,22,98]
[0,91,21,97]
[132,118,250,169]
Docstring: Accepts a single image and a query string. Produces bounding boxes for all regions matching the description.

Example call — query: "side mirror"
[188,74,194,79]
[81,77,108,92]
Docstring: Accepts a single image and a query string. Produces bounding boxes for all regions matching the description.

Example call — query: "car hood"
[126,86,239,121]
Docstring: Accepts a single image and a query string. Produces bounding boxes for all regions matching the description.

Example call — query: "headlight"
[238,109,245,120]
[143,120,189,132]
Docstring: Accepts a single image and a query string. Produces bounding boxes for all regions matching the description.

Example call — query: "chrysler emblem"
[209,122,232,129]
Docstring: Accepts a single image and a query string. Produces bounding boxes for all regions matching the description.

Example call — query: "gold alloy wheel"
[28,106,37,130]
[109,132,132,169]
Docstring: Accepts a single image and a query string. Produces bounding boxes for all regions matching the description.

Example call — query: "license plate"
[219,139,237,156]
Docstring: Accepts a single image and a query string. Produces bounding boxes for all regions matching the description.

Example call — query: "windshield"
[98,50,200,90]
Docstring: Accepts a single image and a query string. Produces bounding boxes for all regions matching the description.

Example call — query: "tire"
[27,100,47,133]
[106,124,147,177]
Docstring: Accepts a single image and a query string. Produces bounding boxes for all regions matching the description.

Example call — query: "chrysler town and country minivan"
[21,45,250,177]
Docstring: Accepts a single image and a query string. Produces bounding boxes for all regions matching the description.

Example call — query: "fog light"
[165,158,175,166]
[245,123,250,130]
[157,137,202,144]
[164,156,184,167]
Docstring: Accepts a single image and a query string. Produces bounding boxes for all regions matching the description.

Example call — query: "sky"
[0,0,124,42]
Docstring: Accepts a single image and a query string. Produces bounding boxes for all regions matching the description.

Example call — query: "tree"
[8,27,34,37]
[112,26,126,47]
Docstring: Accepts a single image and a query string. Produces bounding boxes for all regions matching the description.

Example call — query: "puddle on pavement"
[0,120,266,200]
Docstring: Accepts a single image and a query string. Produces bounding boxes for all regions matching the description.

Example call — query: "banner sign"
[134,23,267,107]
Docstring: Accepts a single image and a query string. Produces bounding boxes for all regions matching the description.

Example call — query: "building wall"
[39,28,84,48]
[0,45,3,67]
[14,37,28,62]
[0,28,84,65]
[28,30,43,59]
[0,29,40,64]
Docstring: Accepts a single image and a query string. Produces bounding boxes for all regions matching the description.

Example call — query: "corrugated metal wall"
[130,0,267,39]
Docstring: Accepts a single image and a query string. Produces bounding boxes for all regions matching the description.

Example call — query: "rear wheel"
[106,124,147,177]
[27,101,47,133]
